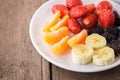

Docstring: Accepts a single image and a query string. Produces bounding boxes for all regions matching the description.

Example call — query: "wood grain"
[52,65,120,80]
[0,0,120,80]
[0,0,50,80]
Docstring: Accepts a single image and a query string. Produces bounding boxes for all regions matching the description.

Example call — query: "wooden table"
[0,0,120,80]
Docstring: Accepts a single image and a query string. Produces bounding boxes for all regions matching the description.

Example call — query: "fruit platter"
[30,0,120,72]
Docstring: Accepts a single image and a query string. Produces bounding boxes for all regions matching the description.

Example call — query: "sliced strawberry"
[68,18,82,34]
[85,4,96,14]
[82,14,98,29]
[52,4,69,18]
[96,1,113,15]
[70,5,88,18]
[66,0,82,9]
[99,10,115,28]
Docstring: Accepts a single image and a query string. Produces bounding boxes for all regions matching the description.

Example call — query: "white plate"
[29,0,120,72]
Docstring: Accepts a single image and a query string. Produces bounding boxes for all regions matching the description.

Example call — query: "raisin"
[102,32,117,42]
[109,40,120,56]
[88,26,105,35]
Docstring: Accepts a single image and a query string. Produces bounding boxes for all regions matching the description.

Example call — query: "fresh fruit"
[85,33,106,49]
[44,27,68,45]
[66,0,82,9]
[68,18,82,34]
[51,36,70,55]
[96,1,113,15]
[71,44,94,64]
[93,47,115,66]
[68,29,88,47]
[99,10,115,28]
[52,4,69,18]
[50,15,69,31]
[82,14,98,29]
[85,4,96,14]
[88,26,105,35]
[70,5,88,18]
[43,11,60,32]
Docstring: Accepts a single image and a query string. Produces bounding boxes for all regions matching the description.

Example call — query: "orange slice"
[43,11,60,32]
[67,29,88,47]
[50,14,69,31]
[44,27,69,45]
[51,36,70,55]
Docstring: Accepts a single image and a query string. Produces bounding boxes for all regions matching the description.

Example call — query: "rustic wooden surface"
[0,0,120,80]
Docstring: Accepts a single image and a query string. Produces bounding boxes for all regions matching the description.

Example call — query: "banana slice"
[93,47,115,66]
[85,33,106,49]
[71,44,94,64]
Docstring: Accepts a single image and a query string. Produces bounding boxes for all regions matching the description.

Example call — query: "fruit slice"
[51,36,70,55]
[85,4,95,14]
[68,18,82,34]
[85,33,106,49]
[67,29,88,47]
[43,11,60,32]
[71,44,94,64]
[52,4,69,18]
[70,5,88,18]
[82,14,98,29]
[50,15,69,31]
[96,1,112,15]
[98,9,115,28]
[66,0,83,9]
[44,27,68,45]
[93,47,115,66]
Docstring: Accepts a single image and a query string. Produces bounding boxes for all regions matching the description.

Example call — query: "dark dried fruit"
[109,40,120,56]
[102,32,117,42]
[88,26,105,35]
[106,26,119,36]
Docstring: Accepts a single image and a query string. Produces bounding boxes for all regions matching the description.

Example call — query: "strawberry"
[70,5,87,18]
[96,1,112,15]
[68,18,82,34]
[82,14,98,29]
[85,4,96,14]
[66,0,82,9]
[52,4,69,18]
[99,10,115,28]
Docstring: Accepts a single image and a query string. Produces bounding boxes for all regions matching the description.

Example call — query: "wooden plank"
[40,0,51,80]
[57,66,120,80]
[52,64,120,80]
[52,65,60,80]
[0,0,47,80]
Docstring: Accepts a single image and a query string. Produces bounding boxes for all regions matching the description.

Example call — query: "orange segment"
[51,36,70,55]
[67,29,88,47]
[44,27,69,45]
[50,15,69,31]
[43,11,60,32]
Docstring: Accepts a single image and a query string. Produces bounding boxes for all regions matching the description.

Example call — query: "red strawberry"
[52,4,69,18]
[99,10,115,28]
[82,14,98,29]
[85,4,96,14]
[66,0,82,9]
[68,18,82,34]
[96,1,112,15]
[70,5,87,18]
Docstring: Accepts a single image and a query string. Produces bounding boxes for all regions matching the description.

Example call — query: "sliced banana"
[93,47,115,66]
[85,33,106,49]
[71,44,94,64]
